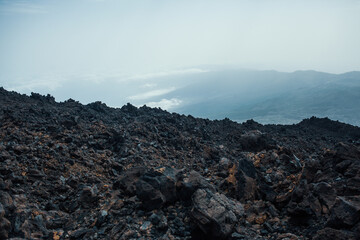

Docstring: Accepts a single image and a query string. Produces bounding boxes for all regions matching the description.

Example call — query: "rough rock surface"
[0,87,360,239]
[191,188,244,239]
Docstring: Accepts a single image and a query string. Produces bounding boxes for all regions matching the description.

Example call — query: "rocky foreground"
[0,87,360,239]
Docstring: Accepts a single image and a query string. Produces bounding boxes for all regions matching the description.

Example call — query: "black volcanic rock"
[191,188,244,239]
[0,87,360,239]
[327,196,360,228]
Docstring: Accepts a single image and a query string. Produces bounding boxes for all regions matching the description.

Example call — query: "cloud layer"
[145,98,182,111]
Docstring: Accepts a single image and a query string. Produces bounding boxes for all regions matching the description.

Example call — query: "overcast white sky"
[1,0,360,92]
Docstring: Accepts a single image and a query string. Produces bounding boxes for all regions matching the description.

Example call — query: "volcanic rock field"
[0,87,360,239]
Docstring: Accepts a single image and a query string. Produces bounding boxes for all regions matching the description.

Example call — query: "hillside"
[0,87,360,239]
[169,70,360,126]
[10,69,359,126]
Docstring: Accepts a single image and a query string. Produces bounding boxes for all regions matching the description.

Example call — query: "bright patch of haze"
[128,87,176,101]
[145,98,182,110]
[0,0,360,116]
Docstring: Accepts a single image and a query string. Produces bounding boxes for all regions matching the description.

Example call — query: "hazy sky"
[1,0,360,93]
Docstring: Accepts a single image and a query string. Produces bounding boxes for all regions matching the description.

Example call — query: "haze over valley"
[3,68,360,126]
[1,0,360,125]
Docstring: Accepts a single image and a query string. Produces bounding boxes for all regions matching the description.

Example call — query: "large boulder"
[328,196,360,228]
[116,167,178,210]
[140,168,178,203]
[0,216,11,239]
[239,130,276,152]
[313,227,357,240]
[136,180,165,210]
[191,188,244,239]
[177,170,216,202]
[112,167,146,194]
[79,186,99,209]
[313,182,337,210]
[220,159,258,201]
[334,142,360,161]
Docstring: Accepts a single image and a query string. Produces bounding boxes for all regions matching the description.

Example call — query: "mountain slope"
[5,69,359,126]
[168,70,360,126]
[0,87,360,239]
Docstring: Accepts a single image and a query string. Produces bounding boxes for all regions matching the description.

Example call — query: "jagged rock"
[116,167,178,210]
[69,228,92,239]
[191,188,244,239]
[277,232,300,240]
[353,222,360,238]
[238,158,257,179]
[239,130,276,152]
[327,196,360,228]
[79,186,98,208]
[313,182,337,210]
[0,191,13,212]
[334,142,360,161]
[313,227,357,240]
[0,216,11,239]
[140,221,152,231]
[220,160,258,201]
[0,203,4,218]
[113,167,146,194]
[149,213,161,224]
[136,180,166,210]
[177,170,216,202]
[140,168,178,203]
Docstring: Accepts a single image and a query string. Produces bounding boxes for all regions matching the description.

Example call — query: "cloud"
[128,87,176,101]
[7,79,62,92]
[142,83,157,88]
[125,68,208,81]
[2,73,68,93]
[145,98,182,111]
[0,1,47,14]
[82,0,106,2]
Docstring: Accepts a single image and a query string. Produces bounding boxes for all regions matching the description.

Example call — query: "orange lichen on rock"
[226,164,237,185]
[53,231,61,240]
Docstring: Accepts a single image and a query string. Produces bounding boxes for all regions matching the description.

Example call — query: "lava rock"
[313,227,357,240]
[136,180,165,210]
[79,186,98,208]
[177,170,216,202]
[239,130,276,152]
[327,196,360,228]
[113,167,146,194]
[0,216,11,239]
[140,168,177,203]
[313,182,337,210]
[191,188,244,239]
[1,87,360,239]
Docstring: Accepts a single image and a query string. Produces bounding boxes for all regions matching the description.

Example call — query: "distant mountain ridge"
[3,69,360,126]
[163,69,360,126]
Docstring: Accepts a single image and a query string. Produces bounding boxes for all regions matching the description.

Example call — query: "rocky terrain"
[0,87,360,239]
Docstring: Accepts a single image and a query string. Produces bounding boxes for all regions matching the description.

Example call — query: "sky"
[0,0,360,104]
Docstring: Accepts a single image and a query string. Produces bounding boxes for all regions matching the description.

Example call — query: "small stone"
[149,213,161,225]
[69,228,90,239]
[140,221,152,231]
[0,203,5,217]
[277,232,299,240]
[60,176,66,185]
[0,217,11,239]
[100,210,108,217]
[313,228,357,240]
[158,216,168,230]
[79,187,98,208]
[231,232,245,239]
